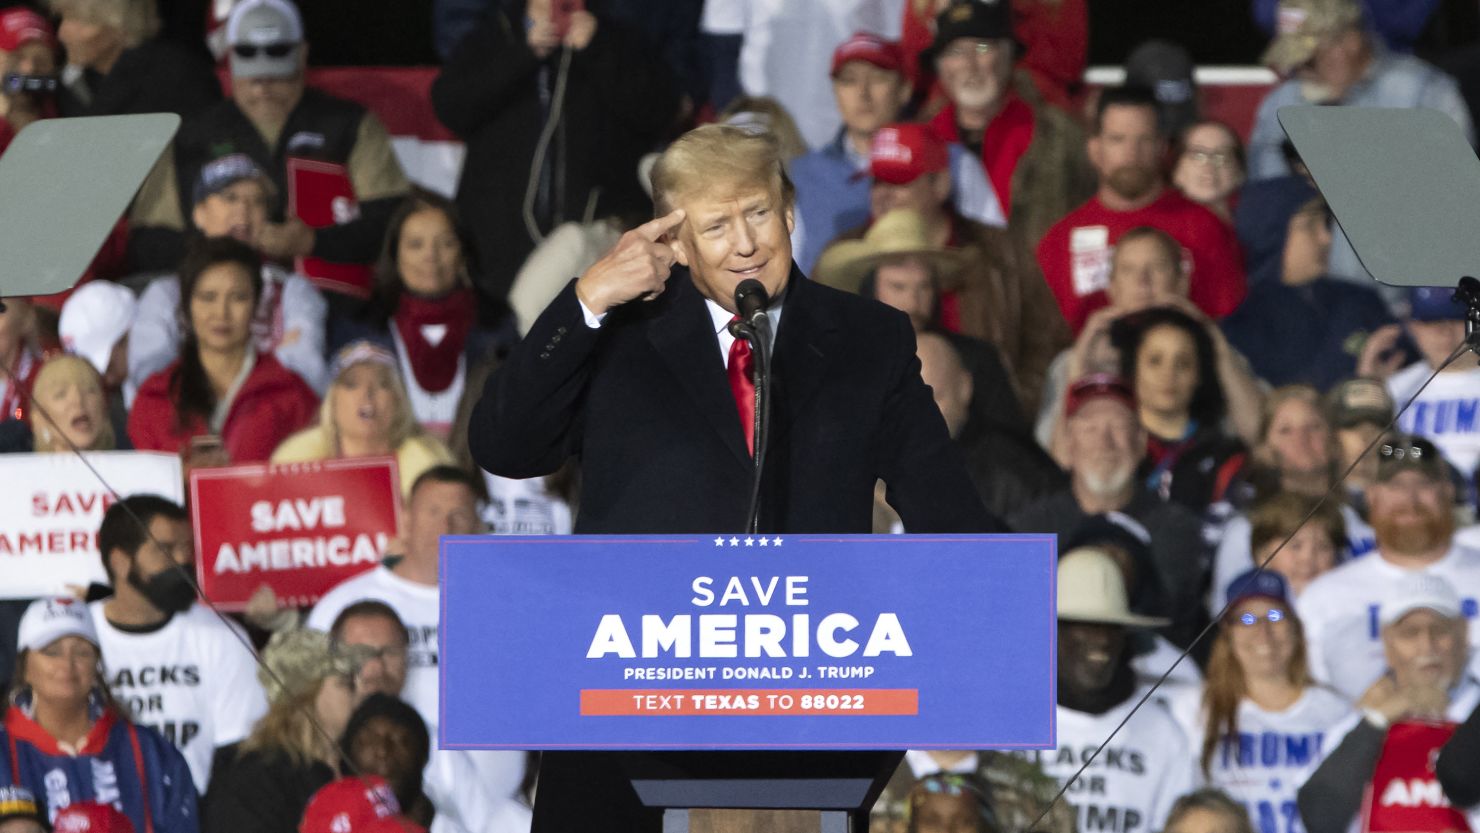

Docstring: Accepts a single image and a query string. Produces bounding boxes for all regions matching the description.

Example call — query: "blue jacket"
[789,131,871,277]
[1221,276,1396,391]
[2,703,198,833]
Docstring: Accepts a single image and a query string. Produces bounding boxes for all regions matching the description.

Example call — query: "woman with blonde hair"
[272,341,453,498]
[203,629,367,833]
[48,0,219,118]
[26,354,118,453]
[1,598,197,833]
[1175,570,1352,826]
[1209,386,1376,611]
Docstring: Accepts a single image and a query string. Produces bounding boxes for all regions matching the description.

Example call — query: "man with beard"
[1298,574,1480,833]
[1011,374,1208,648]
[922,0,1095,248]
[1020,547,1194,833]
[1248,0,1470,181]
[87,495,268,795]
[1297,435,1480,700]
[1036,86,1246,334]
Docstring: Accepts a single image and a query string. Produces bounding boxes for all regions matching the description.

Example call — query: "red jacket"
[128,352,319,463]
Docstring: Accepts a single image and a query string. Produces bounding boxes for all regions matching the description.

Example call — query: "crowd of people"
[1,0,1480,831]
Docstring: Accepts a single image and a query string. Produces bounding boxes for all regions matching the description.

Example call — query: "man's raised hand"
[575,209,686,315]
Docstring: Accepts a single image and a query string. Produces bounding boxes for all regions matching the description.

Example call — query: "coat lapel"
[771,266,840,445]
[647,272,754,468]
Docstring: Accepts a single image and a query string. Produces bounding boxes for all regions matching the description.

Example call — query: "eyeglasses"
[1233,608,1287,627]
[1183,148,1236,168]
[232,43,296,59]
[940,41,1005,61]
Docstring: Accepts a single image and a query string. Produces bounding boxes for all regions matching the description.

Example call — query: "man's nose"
[733,222,757,255]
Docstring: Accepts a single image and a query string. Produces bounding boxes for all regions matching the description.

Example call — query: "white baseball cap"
[59,281,136,377]
[226,0,304,79]
[17,597,99,653]
[1057,547,1170,629]
[1380,573,1463,628]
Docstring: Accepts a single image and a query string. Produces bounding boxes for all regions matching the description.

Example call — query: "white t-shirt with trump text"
[1167,685,1354,833]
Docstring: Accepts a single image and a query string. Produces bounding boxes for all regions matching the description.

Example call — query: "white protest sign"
[0,451,183,598]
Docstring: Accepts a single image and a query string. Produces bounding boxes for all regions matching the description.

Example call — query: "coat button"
[556,326,568,335]
[551,333,562,343]
[539,352,551,359]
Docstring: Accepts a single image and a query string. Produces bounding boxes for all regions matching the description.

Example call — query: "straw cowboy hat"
[1058,548,1170,629]
[813,208,965,294]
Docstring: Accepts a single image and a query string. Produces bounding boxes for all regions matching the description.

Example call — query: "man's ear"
[670,235,690,267]
[785,205,795,236]
[191,203,207,233]
[105,548,128,588]
[1087,136,1102,171]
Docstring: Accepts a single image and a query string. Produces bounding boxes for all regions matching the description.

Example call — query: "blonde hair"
[240,683,332,768]
[650,124,796,217]
[49,0,160,47]
[321,360,419,452]
[29,355,115,452]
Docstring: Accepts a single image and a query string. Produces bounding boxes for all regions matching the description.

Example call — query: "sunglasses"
[232,43,296,59]
[1233,608,1287,627]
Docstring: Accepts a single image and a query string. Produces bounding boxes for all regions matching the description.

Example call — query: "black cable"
[522,45,573,245]
[0,357,364,780]
[1028,337,1475,832]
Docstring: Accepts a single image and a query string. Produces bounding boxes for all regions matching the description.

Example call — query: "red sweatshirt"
[1036,189,1247,333]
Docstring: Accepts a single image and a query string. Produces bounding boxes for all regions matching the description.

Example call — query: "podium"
[439,534,1057,832]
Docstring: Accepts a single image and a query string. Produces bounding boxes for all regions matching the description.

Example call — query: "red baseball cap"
[0,8,55,53]
[53,802,137,833]
[870,124,949,185]
[1065,373,1137,419]
[830,32,903,76]
[300,777,402,833]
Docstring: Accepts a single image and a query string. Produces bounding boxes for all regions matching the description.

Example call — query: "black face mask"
[128,562,197,614]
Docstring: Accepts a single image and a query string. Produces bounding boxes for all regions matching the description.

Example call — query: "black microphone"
[733,279,769,331]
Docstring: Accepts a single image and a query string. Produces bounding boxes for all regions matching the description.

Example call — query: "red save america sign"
[190,458,401,610]
[1361,719,1471,833]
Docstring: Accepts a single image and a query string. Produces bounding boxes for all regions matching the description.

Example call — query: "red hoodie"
[128,352,318,463]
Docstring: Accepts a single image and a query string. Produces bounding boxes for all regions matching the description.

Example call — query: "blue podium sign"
[439,534,1055,751]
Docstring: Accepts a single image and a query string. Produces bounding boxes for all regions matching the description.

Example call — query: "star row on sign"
[713,536,784,547]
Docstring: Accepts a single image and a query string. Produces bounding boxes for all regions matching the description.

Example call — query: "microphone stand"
[1459,276,1480,357]
[733,315,773,534]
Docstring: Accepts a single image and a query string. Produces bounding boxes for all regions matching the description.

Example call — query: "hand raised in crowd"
[255,218,316,260]
[1067,304,1125,381]
[527,13,562,58]
[564,11,597,51]
[575,209,685,316]
[1357,323,1408,381]
[1361,674,1449,724]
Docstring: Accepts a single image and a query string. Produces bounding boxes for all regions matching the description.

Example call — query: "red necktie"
[727,317,755,456]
